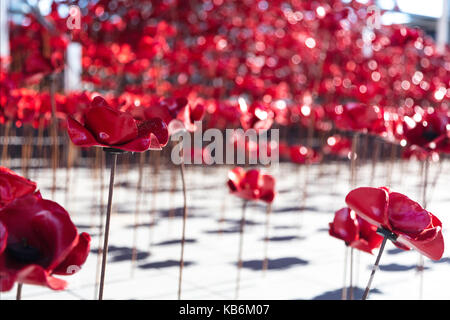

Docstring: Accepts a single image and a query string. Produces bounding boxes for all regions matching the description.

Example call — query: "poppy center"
[6,238,42,264]
[422,128,439,142]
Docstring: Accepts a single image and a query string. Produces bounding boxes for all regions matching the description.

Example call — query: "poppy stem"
[349,247,354,300]
[370,138,381,186]
[50,74,58,200]
[148,151,160,250]
[1,120,11,166]
[362,236,387,300]
[262,203,272,274]
[341,246,348,300]
[235,200,248,300]
[418,156,430,299]
[131,152,145,277]
[94,149,105,299]
[16,283,22,300]
[177,147,188,300]
[98,152,118,300]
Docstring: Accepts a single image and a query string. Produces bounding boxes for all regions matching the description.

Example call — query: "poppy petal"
[329,208,359,243]
[53,233,91,275]
[67,117,99,147]
[15,265,67,290]
[397,227,444,261]
[345,187,389,228]
[387,192,431,235]
[0,221,7,254]
[84,106,138,145]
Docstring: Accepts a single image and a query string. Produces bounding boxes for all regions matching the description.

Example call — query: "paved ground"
[1,158,449,300]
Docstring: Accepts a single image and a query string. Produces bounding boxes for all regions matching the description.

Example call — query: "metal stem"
[362,236,387,300]
[98,152,118,300]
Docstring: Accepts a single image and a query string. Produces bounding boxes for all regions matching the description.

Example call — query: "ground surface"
[1,159,449,300]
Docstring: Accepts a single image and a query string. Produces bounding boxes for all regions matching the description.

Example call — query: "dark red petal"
[0,221,7,254]
[0,195,78,272]
[67,117,99,147]
[329,208,359,243]
[137,118,169,147]
[84,106,138,145]
[0,167,37,208]
[227,167,245,192]
[388,192,431,235]
[91,96,110,108]
[259,174,276,203]
[15,265,67,290]
[397,227,444,261]
[53,233,91,275]
[345,187,389,228]
[350,239,376,254]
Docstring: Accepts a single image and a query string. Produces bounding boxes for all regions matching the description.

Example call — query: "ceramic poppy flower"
[144,97,205,133]
[323,135,352,158]
[240,103,274,132]
[0,167,37,208]
[0,194,91,292]
[334,103,384,133]
[329,207,384,254]
[345,187,444,260]
[67,96,169,152]
[227,167,275,203]
[289,145,322,164]
[403,110,449,153]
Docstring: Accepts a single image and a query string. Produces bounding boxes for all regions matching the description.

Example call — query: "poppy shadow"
[204,228,240,235]
[238,257,308,271]
[221,218,262,226]
[125,221,158,229]
[91,245,150,263]
[155,238,197,246]
[387,248,405,255]
[432,257,450,264]
[262,235,305,242]
[313,287,382,300]
[138,259,194,269]
[377,263,430,272]
[158,207,207,219]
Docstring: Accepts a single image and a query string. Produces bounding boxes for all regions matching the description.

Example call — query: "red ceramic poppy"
[0,167,37,209]
[67,96,169,152]
[323,135,352,158]
[334,103,384,133]
[345,187,444,260]
[227,167,275,203]
[329,207,383,254]
[403,110,449,153]
[240,103,274,132]
[289,145,322,164]
[0,194,91,291]
[145,97,205,133]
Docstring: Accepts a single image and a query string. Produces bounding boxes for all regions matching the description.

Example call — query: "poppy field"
[0,0,449,301]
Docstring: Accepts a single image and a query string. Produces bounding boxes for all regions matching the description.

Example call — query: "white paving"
[1,158,449,300]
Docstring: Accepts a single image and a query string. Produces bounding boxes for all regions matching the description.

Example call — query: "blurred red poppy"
[334,103,384,133]
[345,187,444,260]
[227,167,275,203]
[0,194,91,291]
[0,167,37,209]
[67,96,169,152]
[329,207,383,254]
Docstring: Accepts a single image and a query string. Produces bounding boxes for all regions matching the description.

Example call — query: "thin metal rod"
[98,152,118,300]
[235,200,248,300]
[342,246,348,300]
[362,236,387,300]
[262,203,272,274]
[177,148,188,300]
[131,152,145,277]
[349,248,354,300]
[418,156,430,299]
[16,283,23,300]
